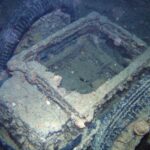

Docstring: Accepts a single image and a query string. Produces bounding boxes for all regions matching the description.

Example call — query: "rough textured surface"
[8,12,149,123]
[0,11,150,149]
[0,12,149,149]
[0,1,150,150]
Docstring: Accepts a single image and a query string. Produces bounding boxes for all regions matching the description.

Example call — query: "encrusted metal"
[0,11,150,150]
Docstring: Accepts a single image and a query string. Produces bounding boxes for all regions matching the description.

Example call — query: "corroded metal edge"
[7,12,150,124]
[8,12,147,65]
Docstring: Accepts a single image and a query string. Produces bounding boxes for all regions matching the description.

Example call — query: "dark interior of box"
[36,32,137,94]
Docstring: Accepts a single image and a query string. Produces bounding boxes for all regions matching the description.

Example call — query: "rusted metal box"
[0,12,150,149]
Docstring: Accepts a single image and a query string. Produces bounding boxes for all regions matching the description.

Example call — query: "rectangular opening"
[35,30,142,94]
